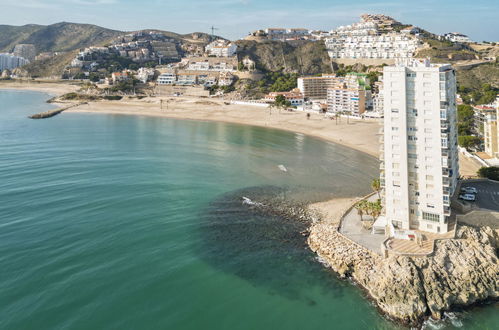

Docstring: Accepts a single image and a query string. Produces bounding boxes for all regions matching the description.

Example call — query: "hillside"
[235,40,332,75]
[0,23,122,53]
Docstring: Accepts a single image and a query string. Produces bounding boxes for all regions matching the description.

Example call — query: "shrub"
[103,95,123,101]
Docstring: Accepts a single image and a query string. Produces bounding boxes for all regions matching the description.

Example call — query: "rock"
[308,222,498,327]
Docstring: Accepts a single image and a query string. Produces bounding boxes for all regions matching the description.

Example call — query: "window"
[424,92,432,97]
[423,82,431,87]
[392,127,399,131]
[392,163,400,169]
[423,73,431,78]
[425,128,432,133]
[426,175,434,180]
[423,212,440,222]
[391,108,399,113]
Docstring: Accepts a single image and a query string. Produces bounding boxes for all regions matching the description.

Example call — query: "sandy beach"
[1,81,481,178]
[0,80,79,96]
[66,97,382,157]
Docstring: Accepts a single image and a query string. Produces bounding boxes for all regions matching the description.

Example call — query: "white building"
[205,40,237,57]
[381,59,459,234]
[326,74,371,115]
[444,32,471,43]
[326,33,420,60]
[0,53,30,71]
[157,72,176,85]
[136,67,155,83]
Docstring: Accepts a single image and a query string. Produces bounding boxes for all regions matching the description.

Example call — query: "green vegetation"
[458,83,498,105]
[209,84,236,95]
[371,178,381,198]
[257,72,298,92]
[273,95,291,108]
[103,95,123,100]
[0,23,121,54]
[60,93,99,101]
[458,135,482,150]
[457,104,475,135]
[477,166,499,181]
[456,104,482,150]
[235,40,332,75]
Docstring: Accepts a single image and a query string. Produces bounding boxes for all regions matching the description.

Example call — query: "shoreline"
[65,100,381,159]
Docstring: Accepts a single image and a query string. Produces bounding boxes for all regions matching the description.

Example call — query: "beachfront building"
[157,72,177,85]
[0,53,30,71]
[205,40,237,57]
[326,74,371,115]
[372,80,384,115]
[136,67,155,83]
[381,59,459,234]
[297,75,338,100]
[264,88,304,106]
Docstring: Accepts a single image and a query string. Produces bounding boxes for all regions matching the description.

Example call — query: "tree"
[458,135,481,150]
[274,94,291,110]
[477,166,499,181]
[368,199,383,220]
[371,178,381,198]
[355,200,368,221]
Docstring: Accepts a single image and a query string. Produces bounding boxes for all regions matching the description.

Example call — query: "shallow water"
[0,90,496,329]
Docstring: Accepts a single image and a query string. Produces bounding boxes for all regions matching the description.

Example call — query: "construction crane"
[210,26,219,38]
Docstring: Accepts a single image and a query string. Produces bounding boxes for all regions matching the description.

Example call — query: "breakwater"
[29,102,84,119]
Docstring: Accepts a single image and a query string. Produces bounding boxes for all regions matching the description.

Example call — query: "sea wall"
[308,222,498,326]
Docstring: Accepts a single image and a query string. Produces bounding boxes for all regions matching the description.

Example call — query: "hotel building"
[297,75,338,100]
[381,60,459,234]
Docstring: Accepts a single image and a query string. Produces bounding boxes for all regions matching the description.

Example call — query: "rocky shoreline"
[307,218,498,326]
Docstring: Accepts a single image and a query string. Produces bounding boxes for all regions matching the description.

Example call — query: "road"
[460,181,499,212]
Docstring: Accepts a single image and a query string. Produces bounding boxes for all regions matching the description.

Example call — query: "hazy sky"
[1,0,498,41]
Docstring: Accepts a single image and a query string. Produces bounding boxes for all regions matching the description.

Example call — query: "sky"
[1,0,498,41]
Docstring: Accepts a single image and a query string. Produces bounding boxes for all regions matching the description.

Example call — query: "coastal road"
[461,181,499,211]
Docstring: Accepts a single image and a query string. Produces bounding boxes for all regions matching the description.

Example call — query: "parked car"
[460,187,477,194]
[459,193,476,201]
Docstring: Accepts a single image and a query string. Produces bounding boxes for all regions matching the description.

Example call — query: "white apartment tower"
[381,60,459,234]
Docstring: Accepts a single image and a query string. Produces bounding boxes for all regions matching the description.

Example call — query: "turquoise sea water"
[0,90,496,330]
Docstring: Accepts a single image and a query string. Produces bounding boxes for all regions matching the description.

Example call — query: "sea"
[0,90,496,329]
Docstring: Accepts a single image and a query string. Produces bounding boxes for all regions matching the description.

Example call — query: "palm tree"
[334,112,340,125]
[354,200,367,221]
[371,178,381,198]
[368,200,383,221]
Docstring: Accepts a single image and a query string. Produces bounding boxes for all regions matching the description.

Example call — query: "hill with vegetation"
[235,40,332,75]
[0,22,123,53]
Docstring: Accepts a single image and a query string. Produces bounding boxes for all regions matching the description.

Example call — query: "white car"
[461,187,477,194]
[459,194,476,201]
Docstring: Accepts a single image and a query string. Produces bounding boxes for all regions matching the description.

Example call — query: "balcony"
[442,178,450,187]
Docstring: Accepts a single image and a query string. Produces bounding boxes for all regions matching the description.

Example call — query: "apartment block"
[381,60,459,234]
[326,74,371,115]
[205,40,237,57]
[297,75,338,100]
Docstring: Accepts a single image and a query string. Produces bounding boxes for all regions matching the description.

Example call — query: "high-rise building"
[0,53,30,71]
[381,59,459,234]
[326,73,371,115]
[13,44,36,62]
